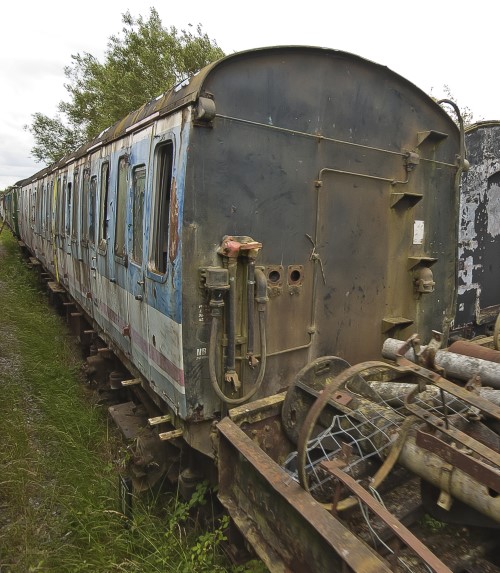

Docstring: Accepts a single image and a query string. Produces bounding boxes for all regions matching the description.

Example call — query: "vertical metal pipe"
[438,99,467,341]
[247,258,256,358]
[226,258,237,373]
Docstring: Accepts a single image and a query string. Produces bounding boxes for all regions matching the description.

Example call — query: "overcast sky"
[1,0,497,189]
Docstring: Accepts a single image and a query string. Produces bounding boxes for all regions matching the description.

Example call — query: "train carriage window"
[31,188,36,227]
[40,185,45,235]
[40,185,45,234]
[66,180,72,236]
[60,178,66,242]
[38,183,47,236]
[56,177,62,236]
[47,183,51,236]
[71,171,80,240]
[114,156,129,259]
[132,165,146,264]
[46,181,50,236]
[151,142,173,274]
[44,183,49,236]
[43,185,46,233]
[35,185,41,233]
[43,183,47,236]
[49,180,54,236]
[81,168,90,244]
[98,162,110,249]
[89,175,97,245]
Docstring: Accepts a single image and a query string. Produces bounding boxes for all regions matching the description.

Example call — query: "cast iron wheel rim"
[281,356,351,445]
[296,360,402,494]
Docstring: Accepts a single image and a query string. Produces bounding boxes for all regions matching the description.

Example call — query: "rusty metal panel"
[456,121,500,335]
[217,416,393,573]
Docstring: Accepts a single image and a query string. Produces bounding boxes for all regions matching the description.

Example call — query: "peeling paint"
[487,178,500,237]
[169,178,179,263]
[455,122,500,333]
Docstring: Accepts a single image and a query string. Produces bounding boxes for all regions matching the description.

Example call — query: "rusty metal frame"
[217,416,393,573]
[415,428,500,493]
[320,460,453,573]
[395,355,500,420]
[294,355,500,524]
[404,398,500,467]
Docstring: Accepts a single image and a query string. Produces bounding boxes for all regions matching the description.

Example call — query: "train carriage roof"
[16,45,456,186]
[465,120,500,134]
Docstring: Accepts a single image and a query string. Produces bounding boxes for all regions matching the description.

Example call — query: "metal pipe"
[438,99,468,342]
[398,434,500,523]
[382,338,500,388]
[254,267,268,308]
[246,258,256,359]
[215,113,457,167]
[448,340,500,364]
[208,269,268,405]
[226,258,237,374]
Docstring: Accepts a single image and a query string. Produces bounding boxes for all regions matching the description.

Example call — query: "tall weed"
[0,230,265,573]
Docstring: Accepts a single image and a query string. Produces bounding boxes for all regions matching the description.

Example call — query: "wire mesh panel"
[282,376,499,572]
[284,380,473,500]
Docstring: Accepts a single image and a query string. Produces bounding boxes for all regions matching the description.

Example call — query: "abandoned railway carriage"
[11,47,500,571]
[13,46,461,426]
[1,188,19,237]
[454,121,500,337]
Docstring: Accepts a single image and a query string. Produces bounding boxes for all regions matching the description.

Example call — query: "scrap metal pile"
[280,336,500,572]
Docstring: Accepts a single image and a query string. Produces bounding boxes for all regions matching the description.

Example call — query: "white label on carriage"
[198,304,205,322]
[413,220,424,245]
[196,347,207,358]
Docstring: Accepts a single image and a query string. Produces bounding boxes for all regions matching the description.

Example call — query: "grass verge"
[0,229,264,573]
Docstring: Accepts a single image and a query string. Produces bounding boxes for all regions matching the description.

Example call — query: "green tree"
[432,84,475,128]
[25,8,224,165]
[27,112,84,165]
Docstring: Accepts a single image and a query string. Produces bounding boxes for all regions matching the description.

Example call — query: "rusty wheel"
[296,360,401,493]
[281,356,351,445]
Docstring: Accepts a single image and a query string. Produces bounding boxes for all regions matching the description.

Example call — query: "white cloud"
[1,0,498,189]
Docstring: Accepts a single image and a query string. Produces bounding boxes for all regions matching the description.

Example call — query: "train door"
[78,167,94,318]
[48,178,57,278]
[127,133,152,382]
[109,153,132,357]
[65,177,72,255]
[92,159,110,333]
[92,156,131,354]
[144,134,185,410]
[39,182,46,262]
[56,174,68,284]
[87,172,99,317]
[60,174,72,289]
[54,175,62,281]
[315,169,389,364]
[69,169,81,300]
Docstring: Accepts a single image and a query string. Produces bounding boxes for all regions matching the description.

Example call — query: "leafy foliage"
[432,84,475,128]
[25,8,224,166]
[25,112,85,165]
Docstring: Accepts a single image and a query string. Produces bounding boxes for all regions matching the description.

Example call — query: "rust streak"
[169,177,179,263]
